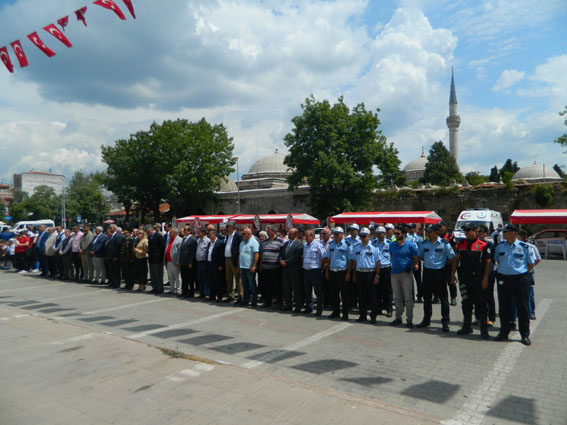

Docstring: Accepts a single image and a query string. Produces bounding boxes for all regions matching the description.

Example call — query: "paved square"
[1,260,566,425]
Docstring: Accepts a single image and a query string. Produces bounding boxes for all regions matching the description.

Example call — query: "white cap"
[349,223,360,231]
[359,227,370,236]
[384,223,395,229]
[377,226,386,233]
[333,226,344,234]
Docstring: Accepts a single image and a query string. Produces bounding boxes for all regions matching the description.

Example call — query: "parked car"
[529,229,567,256]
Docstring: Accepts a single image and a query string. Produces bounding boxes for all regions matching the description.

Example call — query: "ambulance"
[452,209,503,241]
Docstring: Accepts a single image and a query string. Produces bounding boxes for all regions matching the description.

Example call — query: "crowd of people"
[0,219,540,345]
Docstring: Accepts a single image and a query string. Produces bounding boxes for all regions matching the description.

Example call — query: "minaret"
[446,67,460,165]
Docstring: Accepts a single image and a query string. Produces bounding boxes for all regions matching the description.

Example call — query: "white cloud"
[518,55,567,110]
[491,69,525,91]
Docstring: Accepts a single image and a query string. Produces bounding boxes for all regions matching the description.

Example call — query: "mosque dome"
[403,150,428,181]
[246,152,289,176]
[218,176,238,192]
[511,163,562,183]
[239,150,292,190]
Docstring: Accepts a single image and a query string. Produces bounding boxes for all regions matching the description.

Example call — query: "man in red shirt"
[15,231,30,273]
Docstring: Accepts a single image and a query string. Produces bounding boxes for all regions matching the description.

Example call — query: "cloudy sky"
[0,0,565,186]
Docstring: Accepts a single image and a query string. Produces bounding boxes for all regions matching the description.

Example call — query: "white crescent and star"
[13,43,24,58]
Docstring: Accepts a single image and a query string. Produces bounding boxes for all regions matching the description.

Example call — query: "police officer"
[451,222,492,339]
[417,224,455,332]
[324,227,350,320]
[493,224,535,345]
[439,221,457,306]
[407,223,424,303]
[350,227,381,323]
[345,224,361,310]
[372,226,393,317]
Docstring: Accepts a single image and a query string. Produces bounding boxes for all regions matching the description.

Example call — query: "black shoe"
[457,327,473,335]
[356,316,367,323]
[280,305,292,312]
[416,321,430,328]
[442,322,450,332]
[406,321,414,329]
[480,325,489,340]
[341,315,349,321]
[315,310,322,317]
[415,297,423,303]
[328,312,340,319]
[432,297,439,304]
[530,313,536,320]
[302,308,313,314]
[222,297,233,303]
[370,316,376,324]
[494,332,509,341]
[521,336,531,346]
[450,298,457,306]
[293,308,301,313]
[386,311,392,318]
[234,299,243,306]
[390,318,402,326]
[259,303,271,309]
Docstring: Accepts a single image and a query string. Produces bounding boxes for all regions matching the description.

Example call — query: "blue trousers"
[241,268,257,306]
[303,269,323,312]
[197,261,209,296]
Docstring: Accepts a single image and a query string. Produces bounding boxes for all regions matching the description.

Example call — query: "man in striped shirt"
[259,226,284,308]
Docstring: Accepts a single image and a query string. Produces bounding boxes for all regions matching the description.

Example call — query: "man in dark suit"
[179,225,198,298]
[280,228,305,312]
[207,229,226,302]
[90,226,108,284]
[105,224,123,288]
[146,224,165,294]
[223,221,243,303]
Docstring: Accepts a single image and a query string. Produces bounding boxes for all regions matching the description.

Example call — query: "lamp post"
[236,158,241,214]
[61,187,66,229]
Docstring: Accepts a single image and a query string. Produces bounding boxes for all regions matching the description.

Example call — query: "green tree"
[553,164,566,179]
[422,141,463,186]
[489,165,500,182]
[9,186,61,223]
[66,171,107,225]
[102,119,235,221]
[284,96,398,217]
[499,159,519,179]
[466,171,486,186]
[376,142,406,187]
[554,105,567,152]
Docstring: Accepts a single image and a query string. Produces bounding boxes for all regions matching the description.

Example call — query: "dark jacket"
[105,233,123,259]
[207,238,225,270]
[120,236,136,263]
[225,231,243,267]
[148,231,165,264]
[178,234,197,267]
[91,233,108,258]
[281,238,304,277]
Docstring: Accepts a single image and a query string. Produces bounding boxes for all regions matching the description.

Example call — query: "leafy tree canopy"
[66,171,107,225]
[553,164,566,179]
[499,159,520,179]
[554,105,567,152]
[489,165,500,182]
[422,141,463,186]
[10,185,61,223]
[284,96,402,217]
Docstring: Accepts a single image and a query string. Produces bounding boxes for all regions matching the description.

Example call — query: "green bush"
[534,185,554,207]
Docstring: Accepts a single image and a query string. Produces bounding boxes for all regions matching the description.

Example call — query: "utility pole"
[61,188,66,229]
[236,158,241,214]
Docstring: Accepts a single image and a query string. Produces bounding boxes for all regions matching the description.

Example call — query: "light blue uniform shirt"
[350,242,380,270]
[407,233,423,248]
[324,239,349,270]
[303,240,326,270]
[418,237,455,269]
[239,238,260,269]
[494,239,535,275]
[372,238,391,267]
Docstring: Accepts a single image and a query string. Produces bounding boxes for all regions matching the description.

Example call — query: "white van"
[453,209,503,241]
[11,219,55,233]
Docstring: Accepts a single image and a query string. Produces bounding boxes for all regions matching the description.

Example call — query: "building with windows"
[13,171,65,196]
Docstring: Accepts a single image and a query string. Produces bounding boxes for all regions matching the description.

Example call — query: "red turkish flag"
[27,32,56,58]
[75,7,88,26]
[0,47,14,73]
[43,24,73,48]
[122,0,136,19]
[93,0,126,20]
[58,16,69,31]
[10,40,29,68]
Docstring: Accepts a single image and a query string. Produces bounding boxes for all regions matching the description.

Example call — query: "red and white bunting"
[57,16,69,31]
[0,46,14,73]
[122,0,136,19]
[93,0,126,20]
[10,40,28,68]
[27,32,56,57]
[75,7,88,26]
[43,24,73,48]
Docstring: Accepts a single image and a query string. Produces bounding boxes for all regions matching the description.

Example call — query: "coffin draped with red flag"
[330,211,442,225]
[509,209,567,225]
